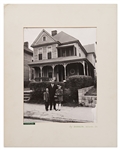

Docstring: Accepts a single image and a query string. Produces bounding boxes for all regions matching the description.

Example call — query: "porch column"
[82,61,86,75]
[29,66,32,81]
[40,66,43,77]
[64,64,67,80]
[40,66,43,82]
[73,46,75,56]
[77,63,79,75]
[52,65,55,79]
[33,68,36,79]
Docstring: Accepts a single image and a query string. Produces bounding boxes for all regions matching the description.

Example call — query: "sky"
[24,28,97,50]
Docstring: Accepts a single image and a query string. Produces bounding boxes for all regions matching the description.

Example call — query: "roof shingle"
[53,31,78,44]
[84,44,95,53]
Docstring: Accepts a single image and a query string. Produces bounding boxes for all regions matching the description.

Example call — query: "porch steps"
[24,90,33,102]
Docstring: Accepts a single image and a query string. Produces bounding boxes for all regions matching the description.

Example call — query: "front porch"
[29,60,95,82]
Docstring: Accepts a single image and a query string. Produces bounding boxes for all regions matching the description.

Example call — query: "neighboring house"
[24,42,33,81]
[28,29,96,82]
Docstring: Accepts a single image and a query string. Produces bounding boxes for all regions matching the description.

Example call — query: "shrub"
[29,81,65,103]
[65,75,94,102]
[28,76,94,104]
[24,81,30,88]
[63,88,72,103]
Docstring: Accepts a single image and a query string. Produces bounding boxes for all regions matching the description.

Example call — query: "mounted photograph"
[23,28,97,123]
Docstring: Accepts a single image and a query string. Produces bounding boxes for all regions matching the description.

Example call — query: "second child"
[55,85,63,111]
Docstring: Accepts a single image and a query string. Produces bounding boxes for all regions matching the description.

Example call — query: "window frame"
[47,46,52,59]
[39,53,42,60]
[42,36,47,41]
[48,52,52,59]
[38,47,43,60]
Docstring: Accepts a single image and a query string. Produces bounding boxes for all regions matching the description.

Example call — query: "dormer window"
[42,36,47,41]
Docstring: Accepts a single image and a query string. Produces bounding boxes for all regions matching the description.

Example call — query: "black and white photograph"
[4,3,117,147]
[23,28,97,123]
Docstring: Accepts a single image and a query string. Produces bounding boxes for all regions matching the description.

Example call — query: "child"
[43,88,50,111]
[55,85,63,111]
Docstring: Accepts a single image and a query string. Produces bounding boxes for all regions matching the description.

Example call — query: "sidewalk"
[24,103,97,123]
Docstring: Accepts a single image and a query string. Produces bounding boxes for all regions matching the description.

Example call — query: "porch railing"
[35,77,50,82]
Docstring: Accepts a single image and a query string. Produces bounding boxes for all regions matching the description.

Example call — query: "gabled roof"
[84,44,96,58]
[30,29,89,55]
[31,29,58,47]
[53,31,78,44]
[84,44,95,53]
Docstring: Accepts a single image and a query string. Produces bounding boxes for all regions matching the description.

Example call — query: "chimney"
[24,42,29,48]
[51,30,57,36]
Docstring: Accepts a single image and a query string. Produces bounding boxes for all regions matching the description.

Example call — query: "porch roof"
[56,44,74,48]
[28,56,85,66]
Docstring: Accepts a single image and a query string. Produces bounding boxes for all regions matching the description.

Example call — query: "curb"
[24,116,93,123]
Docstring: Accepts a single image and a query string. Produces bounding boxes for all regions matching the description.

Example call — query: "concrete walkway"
[24,103,97,123]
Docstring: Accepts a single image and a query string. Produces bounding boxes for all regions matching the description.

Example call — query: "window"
[79,53,81,57]
[47,46,52,59]
[42,36,46,41]
[39,53,42,60]
[58,47,75,57]
[48,52,51,59]
[38,48,43,60]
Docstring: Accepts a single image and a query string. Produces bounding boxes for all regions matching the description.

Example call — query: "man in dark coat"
[48,80,57,110]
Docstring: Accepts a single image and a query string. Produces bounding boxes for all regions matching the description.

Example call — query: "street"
[24,103,97,123]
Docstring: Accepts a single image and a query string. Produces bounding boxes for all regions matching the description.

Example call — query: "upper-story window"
[42,36,47,41]
[47,46,52,59]
[79,53,81,57]
[39,48,43,60]
[48,52,52,59]
[58,46,75,57]
[39,54,42,60]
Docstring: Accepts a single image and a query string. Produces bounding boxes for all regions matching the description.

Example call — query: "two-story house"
[28,29,96,82]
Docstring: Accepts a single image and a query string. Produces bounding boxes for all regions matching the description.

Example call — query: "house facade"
[24,42,33,81]
[28,29,96,82]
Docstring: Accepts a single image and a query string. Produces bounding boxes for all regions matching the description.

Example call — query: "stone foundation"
[78,86,97,107]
